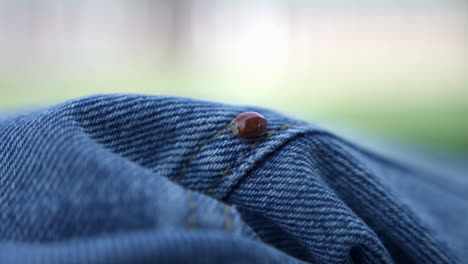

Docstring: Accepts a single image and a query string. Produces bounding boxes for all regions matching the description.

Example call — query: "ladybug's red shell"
[229,112,267,138]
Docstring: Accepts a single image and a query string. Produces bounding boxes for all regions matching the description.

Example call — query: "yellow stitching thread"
[187,191,197,229]
[223,165,233,175]
[205,124,292,195]
[212,129,225,138]
[223,204,233,232]
[267,124,290,137]
[206,165,232,195]
[251,124,290,149]
[250,141,260,150]
[173,127,225,183]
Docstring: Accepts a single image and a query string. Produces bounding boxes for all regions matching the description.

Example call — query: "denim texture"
[0,94,466,264]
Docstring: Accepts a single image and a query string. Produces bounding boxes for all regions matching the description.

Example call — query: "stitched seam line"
[205,124,292,195]
[223,204,233,232]
[173,127,226,182]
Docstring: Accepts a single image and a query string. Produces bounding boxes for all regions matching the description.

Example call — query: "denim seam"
[173,127,227,183]
[221,128,330,201]
[205,124,293,195]
[223,204,233,233]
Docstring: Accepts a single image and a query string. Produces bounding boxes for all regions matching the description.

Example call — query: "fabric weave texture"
[0,94,467,264]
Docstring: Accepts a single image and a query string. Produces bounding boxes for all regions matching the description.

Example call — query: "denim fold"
[0,94,466,264]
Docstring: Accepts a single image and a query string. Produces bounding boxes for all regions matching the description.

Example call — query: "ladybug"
[228,112,267,138]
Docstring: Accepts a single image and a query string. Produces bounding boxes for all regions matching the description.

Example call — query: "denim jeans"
[0,94,466,264]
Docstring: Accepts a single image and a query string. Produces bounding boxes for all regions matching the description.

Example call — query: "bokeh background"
[0,0,467,153]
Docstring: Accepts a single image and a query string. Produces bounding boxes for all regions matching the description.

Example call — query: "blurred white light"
[211,5,289,78]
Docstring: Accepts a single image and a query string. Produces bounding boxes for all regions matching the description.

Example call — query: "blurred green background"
[0,1,467,153]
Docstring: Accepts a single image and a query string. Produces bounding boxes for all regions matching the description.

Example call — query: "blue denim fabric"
[0,94,467,264]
